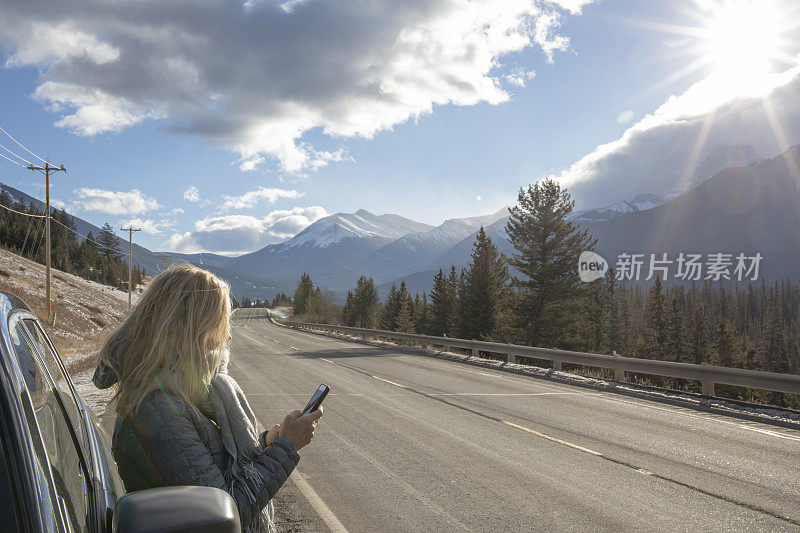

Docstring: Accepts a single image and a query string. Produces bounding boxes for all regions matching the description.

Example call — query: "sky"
[0,0,799,255]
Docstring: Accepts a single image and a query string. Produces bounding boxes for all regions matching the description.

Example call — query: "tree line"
[0,190,143,291]
[235,292,293,309]
[295,179,800,408]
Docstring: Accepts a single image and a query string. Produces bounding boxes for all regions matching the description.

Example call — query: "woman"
[93,264,322,532]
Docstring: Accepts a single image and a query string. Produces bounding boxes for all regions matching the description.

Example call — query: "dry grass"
[0,248,140,367]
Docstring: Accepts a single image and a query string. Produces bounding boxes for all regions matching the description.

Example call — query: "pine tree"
[396,294,415,333]
[689,304,709,364]
[352,275,380,328]
[457,227,509,340]
[382,284,401,330]
[505,179,596,346]
[715,321,735,367]
[618,296,632,355]
[666,297,687,362]
[605,269,622,353]
[429,269,456,336]
[342,290,355,326]
[448,266,461,335]
[293,272,314,316]
[640,276,667,359]
[415,291,430,334]
[98,223,121,259]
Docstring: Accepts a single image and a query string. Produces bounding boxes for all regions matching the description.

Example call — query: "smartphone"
[302,383,330,415]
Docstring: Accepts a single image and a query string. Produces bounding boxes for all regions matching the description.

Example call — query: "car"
[0,292,240,532]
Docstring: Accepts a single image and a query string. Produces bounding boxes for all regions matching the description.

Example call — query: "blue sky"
[1,0,799,254]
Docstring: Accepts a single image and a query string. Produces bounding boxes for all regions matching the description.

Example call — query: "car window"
[10,323,46,407]
[9,322,88,532]
[23,320,83,432]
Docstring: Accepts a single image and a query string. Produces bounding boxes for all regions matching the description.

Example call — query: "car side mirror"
[113,486,240,533]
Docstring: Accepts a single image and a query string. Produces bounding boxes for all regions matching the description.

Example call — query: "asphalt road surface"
[229,312,800,532]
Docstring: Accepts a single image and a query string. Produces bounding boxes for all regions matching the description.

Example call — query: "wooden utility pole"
[27,160,66,321]
[156,253,169,271]
[120,227,141,307]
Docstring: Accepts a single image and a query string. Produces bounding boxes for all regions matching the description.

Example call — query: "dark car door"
[9,315,91,531]
[23,316,125,530]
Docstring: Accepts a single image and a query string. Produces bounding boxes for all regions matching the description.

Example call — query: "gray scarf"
[203,371,275,533]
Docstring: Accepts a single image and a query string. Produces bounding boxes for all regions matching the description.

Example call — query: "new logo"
[578,251,608,282]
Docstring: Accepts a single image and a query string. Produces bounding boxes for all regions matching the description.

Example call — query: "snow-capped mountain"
[362,207,509,279]
[569,194,665,224]
[285,209,433,249]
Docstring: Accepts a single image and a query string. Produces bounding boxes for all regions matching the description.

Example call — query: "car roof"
[0,292,32,321]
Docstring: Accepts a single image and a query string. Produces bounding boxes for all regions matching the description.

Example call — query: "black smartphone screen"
[302,384,330,415]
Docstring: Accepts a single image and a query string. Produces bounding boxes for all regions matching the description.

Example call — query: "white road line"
[372,376,407,389]
[739,425,800,442]
[290,471,350,533]
[431,392,585,397]
[502,420,604,457]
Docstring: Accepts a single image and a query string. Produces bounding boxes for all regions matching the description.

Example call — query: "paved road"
[229,312,800,532]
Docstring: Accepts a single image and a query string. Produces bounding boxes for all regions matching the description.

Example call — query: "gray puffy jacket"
[111,387,300,530]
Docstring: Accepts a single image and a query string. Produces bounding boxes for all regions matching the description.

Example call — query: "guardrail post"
[552,360,562,371]
[612,351,625,382]
[701,362,715,396]
[507,353,517,364]
[471,348,479,358]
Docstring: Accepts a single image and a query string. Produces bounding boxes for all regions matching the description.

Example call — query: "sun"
[701,1,784,81]
[629,0,800,91]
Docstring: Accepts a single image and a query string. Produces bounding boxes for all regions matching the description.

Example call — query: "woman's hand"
[279,407,323,451]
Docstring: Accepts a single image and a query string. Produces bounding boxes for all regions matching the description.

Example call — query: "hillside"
[0,247,135,366]
[588,146,800,281]
[0,180,160,275]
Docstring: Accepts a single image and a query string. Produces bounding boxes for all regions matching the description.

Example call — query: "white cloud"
[552,64,800,208]
[2,20,119,67]
[171,207,185,215]
[34,82,153,136]
[120,217,175,235]
[220,187,303,211]
[0,0,595,172]
[72,188,161,215]
[167,206,328,254]
[505,69,536,87]
[50,198,66,209]
[183,185,200,202]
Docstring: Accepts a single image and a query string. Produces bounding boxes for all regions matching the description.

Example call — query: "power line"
[0,201,47,218]
[0,142,33,166]
[49,216,120,254]
[0,123,48,164]
[0,151,25,167]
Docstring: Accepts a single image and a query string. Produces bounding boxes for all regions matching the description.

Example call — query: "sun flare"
[702,2,784,81]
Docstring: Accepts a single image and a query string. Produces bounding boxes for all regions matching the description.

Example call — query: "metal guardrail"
[289,321,800,397]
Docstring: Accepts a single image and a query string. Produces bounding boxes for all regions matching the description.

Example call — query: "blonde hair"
[100,264,231,417]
